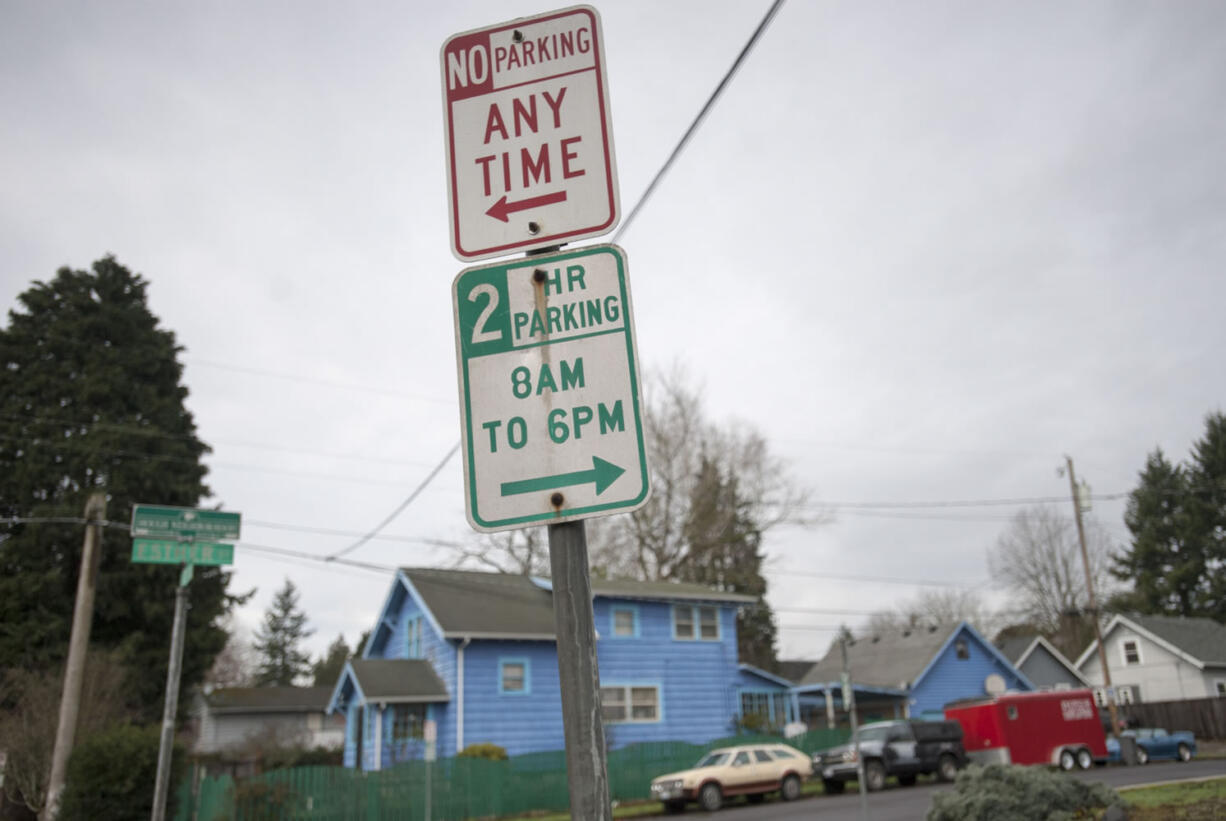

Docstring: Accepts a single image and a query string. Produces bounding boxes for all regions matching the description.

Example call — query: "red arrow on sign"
[485,191,568,222]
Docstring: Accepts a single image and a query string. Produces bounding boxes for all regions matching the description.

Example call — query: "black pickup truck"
[811,719,968,792]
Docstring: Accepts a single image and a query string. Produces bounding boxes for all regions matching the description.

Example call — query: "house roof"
[204,686,332,713]
[348,659,450,703]
[997,635,1037,664]
[401,568,558,639]
[801,625,954,689]
[777,660,818,683]
[585,577,757,604]
[1076,613,1226,670]
[998,634,1090,686]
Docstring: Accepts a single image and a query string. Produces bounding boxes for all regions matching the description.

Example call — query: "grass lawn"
[1114,776,1226,820]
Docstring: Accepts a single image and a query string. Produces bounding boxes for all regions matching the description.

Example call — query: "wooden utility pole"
[548,520,612,821]
[43,491,106,821]
[1065,456,1120,739]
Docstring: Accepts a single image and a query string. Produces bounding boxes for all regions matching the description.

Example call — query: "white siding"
[1079,628,1212,702]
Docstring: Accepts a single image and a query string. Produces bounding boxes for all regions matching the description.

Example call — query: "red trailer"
[944,689,1108,770]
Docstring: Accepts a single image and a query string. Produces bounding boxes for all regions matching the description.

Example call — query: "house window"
[1121,640,1141,665]
[600,684,660,723]
[1117,685,1137,705]
[955,640,969,660]
[500,658,530,695]
[673,605,720,641]
[739,691,788,729]
[612,606,639,638]
[406,616,423,658]
[1216,680,1226,696]
[391,704,426,741]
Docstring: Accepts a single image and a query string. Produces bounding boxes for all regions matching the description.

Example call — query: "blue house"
[327,567,760,770]
[791,621,1034,726]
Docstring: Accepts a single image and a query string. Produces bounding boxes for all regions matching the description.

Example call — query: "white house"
[1075,613,1226,703]
[192,685,345,756]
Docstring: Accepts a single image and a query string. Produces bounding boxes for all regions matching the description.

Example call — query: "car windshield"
[858,725,897,743]
[696,752,729,768]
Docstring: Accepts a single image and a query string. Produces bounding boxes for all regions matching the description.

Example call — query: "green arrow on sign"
[500,457,626,498]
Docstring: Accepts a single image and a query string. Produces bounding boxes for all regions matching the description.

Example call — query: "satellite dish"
[985,673,1007,695]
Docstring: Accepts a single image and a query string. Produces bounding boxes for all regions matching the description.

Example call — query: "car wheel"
[664,800,687,814]
[1177,743,1192,762]
[1076,748,1093,770]
[937,754,959,783]
[864,761,887,792]
[823,779,846,795]
[1136,746,1149,765]
[781,774,801,801]
[1059,749,1076,771]
[698,783,722,812]
[898,774,917,787]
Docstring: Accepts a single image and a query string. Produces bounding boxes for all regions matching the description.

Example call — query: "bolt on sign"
[441,5,620,261]
[452,244,649,531]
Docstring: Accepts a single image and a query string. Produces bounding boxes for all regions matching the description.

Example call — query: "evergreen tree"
[1187,412,1226,621]
[0,257,240,718]
[253,579,314,686]
[677,457,778,671]
[311,634,350,687]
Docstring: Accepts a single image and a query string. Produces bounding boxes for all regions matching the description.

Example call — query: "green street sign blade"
[452,244,651,532]
[131,539,235,566]
[131,505,241,540]
[501,457,626,497]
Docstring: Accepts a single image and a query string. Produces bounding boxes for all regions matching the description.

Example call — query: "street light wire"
[612,0,787,245]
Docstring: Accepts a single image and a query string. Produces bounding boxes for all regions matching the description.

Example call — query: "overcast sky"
[3,1,1224,664]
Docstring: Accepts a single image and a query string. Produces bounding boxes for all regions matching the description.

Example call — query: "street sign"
[132,539,235,566]
[452,244,648,531]
[131,505,241,540]
[441,5,620,261]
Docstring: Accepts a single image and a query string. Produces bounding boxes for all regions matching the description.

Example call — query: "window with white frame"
[391,703,426,741]
[405,615,423,658]
[1216,680,1226,696]
[673,605,719,640]
[600,685,659,723]
[612,606,638,637]
[739,691,788,729]
[500,658,529,694]
[1121,639,1141,665]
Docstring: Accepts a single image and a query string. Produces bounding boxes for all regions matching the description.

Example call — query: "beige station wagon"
[649,743,812,812]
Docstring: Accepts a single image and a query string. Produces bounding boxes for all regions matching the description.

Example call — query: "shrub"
[927,765,1124,821]
[457,742,508,761]
[58,724,182,821]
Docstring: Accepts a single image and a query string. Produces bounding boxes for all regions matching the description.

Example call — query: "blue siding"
[909,626,1032,715]
[595,598,739,747]
[461,640,563,756]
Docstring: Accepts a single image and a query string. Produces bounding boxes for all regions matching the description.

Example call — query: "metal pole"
[840,638,868,821]
[1065,456,1120,740]
[151,571,191,820]
[548,520,612,821]
[43,492,107,821]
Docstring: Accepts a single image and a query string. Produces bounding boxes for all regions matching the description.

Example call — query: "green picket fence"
[177,728,849,821]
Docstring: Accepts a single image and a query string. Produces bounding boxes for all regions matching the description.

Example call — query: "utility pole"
[44,491,106,821]
[548,520,612,821]
[1065,455,1120,740]
[839,636,868,821]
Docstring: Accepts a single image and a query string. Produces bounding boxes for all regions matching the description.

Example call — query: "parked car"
[811,719,967,793]
[649,743,811,812]
[1106,728,1197,764]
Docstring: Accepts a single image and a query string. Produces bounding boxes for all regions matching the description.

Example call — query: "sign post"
[441,5,620,261]
[133,504,239,821]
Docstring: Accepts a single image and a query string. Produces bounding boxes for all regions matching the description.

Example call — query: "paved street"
[662,759,1226,820]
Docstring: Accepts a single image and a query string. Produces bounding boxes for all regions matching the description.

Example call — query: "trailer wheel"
[1058,749,1076,771]
[1076,748,1093,770]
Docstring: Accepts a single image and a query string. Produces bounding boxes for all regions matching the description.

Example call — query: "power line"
[764,567,991,589]
[613,0,787,244]
[184,358,452,405]
[810,493,1129,511]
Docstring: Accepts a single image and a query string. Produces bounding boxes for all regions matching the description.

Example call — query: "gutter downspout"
[457,636,471,754]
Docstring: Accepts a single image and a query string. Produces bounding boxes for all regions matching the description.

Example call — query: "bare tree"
[988,505,1118,656]
[864,589,998,638]
[0,652,130,815]
[450,527,549,576]
[205,617,258,689]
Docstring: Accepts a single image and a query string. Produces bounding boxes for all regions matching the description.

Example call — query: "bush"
[58,724,183,821]
[457,742,508,761]
[927,765,1124,821]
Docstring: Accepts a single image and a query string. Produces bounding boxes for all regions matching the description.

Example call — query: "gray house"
[997,635,1089,691]
[192,686,345,761]
[1076,613,1226,703]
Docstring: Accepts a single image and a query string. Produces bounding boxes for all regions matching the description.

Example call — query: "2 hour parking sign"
[440,5,620,261]
[452,244,648,531]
